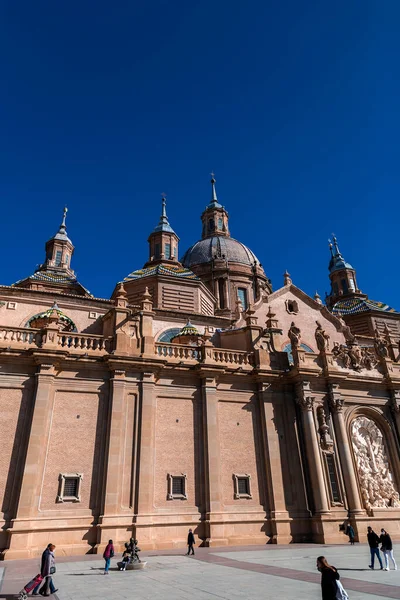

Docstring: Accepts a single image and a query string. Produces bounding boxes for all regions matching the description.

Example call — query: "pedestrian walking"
[380,528,397,571]
[32,543,58,596]
[345,522,355,545]
[187,528,195,555]
[103,539,114,574]
[367,526,383,570]
[316,556,347,600]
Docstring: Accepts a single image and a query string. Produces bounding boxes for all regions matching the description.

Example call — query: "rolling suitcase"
[17,573,43,600]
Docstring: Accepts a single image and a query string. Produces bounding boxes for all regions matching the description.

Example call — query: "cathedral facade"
[0,178,400,559]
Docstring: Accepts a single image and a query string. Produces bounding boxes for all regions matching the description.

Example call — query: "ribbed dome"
[181,236,262,269]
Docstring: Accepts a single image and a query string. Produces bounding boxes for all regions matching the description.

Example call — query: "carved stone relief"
[332,342,379,372]
[351,416,400,513]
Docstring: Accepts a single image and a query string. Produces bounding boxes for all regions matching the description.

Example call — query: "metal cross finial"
[60,206,68,229]
[161,192,167,199]
[210,171,215,180]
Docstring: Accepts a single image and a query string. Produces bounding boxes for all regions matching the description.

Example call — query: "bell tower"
[145,196,180,266]
[326,236,362,308]
[43,207,75,276]
[201,174,230,239]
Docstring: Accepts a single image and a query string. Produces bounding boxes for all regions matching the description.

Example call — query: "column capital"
[389,389,400,414]
[296,395,314,411]
[328,382,345,413]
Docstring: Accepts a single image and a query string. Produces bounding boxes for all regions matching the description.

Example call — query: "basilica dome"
[181,236,263,269]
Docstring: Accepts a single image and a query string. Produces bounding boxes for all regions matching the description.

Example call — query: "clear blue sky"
[1,1,399,307]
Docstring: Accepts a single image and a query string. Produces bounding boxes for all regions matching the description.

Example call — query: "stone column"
[6,361,56,558]
[223,278,229,309]
[389,390,400,443]
[200,373,225,545]
[296,384,330,514]
[98,369,128,548]
[135,371,157,547]
[328,384,363,515]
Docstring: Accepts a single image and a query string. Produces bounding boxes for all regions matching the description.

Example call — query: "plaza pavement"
[0,543,399,599]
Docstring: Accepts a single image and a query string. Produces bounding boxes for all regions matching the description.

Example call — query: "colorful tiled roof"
[26,305,77,331]
[177,321,200,337]
[332,297,398,315]
[13,270,93,297]
[124,264,199,281]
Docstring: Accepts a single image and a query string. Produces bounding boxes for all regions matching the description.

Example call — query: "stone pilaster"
[295,382,330,515]
[328,383,363,516]
[6,361,57,558]
[98,369,128,548]
[258,381,290,542]
[200,372,225,546]
[135,371,157,547]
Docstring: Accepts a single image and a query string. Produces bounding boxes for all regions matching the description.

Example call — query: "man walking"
[367,526,383,570]
[187,529,195,556]
[380,528,397,571]
[32,543,58,596]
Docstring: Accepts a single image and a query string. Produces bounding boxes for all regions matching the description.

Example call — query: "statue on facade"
[351,416,400,511]
[316,406,334,452]
[288,322,301,349]
[361,347,377,370]
[315,321,330,352]
[336,312,356,344]
[374,328,389,358]
[348,343,363,371]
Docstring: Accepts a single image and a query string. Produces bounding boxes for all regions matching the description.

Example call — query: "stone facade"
[0,179,400,559]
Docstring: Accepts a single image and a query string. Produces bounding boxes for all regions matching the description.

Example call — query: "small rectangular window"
[65,253,69,266]
[218,217,223,230]
[155,244,160,259]
[57,473,82,503]
[167,473,187,500]
[233,473,252,499]
[55,250,62,266]
[325,454,341,503]
[237,288,248,310]
[165,243,171,259]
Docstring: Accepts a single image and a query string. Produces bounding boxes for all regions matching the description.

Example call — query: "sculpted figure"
[288,322,301,349]
[374,328,389,358]
[337,312,356,344]
[361,347,377,370]
[316,406,333,451]
[332,342,351,369]
[348,343,362,370]
[315,321,330,352]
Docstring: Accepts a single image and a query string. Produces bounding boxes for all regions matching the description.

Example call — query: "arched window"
[157,328,181,343]
[282,342,314,366]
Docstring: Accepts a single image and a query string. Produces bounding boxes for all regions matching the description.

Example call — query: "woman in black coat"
[317,556,340,600]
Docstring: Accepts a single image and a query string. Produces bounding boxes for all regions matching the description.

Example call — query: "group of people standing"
[367,526,397,571]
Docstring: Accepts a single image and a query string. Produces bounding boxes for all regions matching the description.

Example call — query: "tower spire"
[210,172,218,204]
[152,195,176,234]
[146,194,180,265]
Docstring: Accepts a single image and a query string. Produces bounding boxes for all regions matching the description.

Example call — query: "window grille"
[238,477,250,495]
[218,217,223,230]
[167,473,187,500]
[233,474,252,499]
[325,454,341,503]
[57,473,82,503]
[172,476,184,496]
[165,243,171,259]
[55,250,62,266]
[64,477,79,497]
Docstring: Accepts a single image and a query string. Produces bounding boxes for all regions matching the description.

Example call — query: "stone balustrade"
[155,342,200,360]
[57,332,112,353]
[212,348,254,366]
[0,326,43,348]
